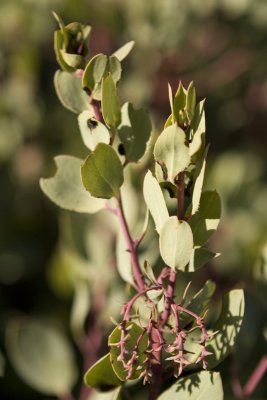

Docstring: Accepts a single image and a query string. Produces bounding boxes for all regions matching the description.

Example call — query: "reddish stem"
[116,194,145,291]
[91,99,102,122]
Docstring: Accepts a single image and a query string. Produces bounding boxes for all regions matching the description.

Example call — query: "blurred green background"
[0,0,267,399]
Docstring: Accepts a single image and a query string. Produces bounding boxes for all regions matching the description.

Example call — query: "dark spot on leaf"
[118,144,126,155]
[87,119,98,129]
[83,86,91,96]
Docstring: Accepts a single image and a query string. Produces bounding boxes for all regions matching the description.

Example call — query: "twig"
[116,193,145,291]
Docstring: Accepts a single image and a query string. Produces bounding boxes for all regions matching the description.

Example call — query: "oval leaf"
[118,102,152,162]
[207,289,245,369]
[189,190,221,246]
[160,216,193,271]
[84,354,122,391]
[143,170,169,233]
[6,318,77,396]
[157,371,223,400]
[108,322,148,381]
[82,54,108,96]
[81,143,123,199]
[154,124,190,183]
[102,74,121,128]
[54,70,92,114]
[112,41,135,62]
[40,155,105,213]
[78,110,110,150]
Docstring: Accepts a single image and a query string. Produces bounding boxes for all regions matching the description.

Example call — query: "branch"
[116,193,145,291]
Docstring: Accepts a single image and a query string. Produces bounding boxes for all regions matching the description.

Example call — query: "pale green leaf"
[187,248,219,272]
[186,81,196,122]
[154,124,190,183]
[189,190,221,246]
[159,216,193,271]
[108,322,148,380]
[84,354,122,391]
[54,31,73,72]
[40,155,105,213]
[78,110,110,150]
[59,51,85,70]
[116,232,134,286]
[102,74,121,128]
[112,41,135,61]
[173,82,187,119]
[207,289,245,368]
[118,102,151,162]
[54,70,91,114]
[189,100,206,160]
[157,371,223,400]
[143,170,169,233]
[191,147,208,215]
[6,319,77,396]
[81,143,123,199]
[70,280,91,338]
[82,54,108,95]
[108,56,122,85]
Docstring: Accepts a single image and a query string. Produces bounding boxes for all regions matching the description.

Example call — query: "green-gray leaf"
[157,371,223,400]
[6,318,77,396]
[180,280,216,328]
[143,170,169,233]
[78,110,110,150]
[189,190,221,246]
[189,100,206,160]
[207,289,245,369]
[84,354,122,391]
[112,41,135,62]
[54,70,92,114]
[108,322,148,380]
[191,147,208,215]
[82,54,108,97]
[81,143,123,199]
[186,81,196,122]
[187,247,219,272]
[102,74,121,128]
[154,124,190,183]
[40,155,105,213]
[159,216,193,271]
[118,102,151,162]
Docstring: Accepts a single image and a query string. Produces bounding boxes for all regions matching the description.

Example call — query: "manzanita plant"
[40,13,245,400]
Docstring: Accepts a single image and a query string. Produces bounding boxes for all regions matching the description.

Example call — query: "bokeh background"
[0,0,267,399]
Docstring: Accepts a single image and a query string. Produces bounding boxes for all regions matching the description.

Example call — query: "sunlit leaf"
[191,147,208,215]
[157,371,223,400]
[143,170,169,233]
[116,232,134,286]
[154,124,190,183]
[108,322,148,380]
[118,102,151,162]
[189,100,206,160]
[207,289,245,369]
[187,247,219,272]
[186,81,196,122]
[40,155,105,213]
[82,54,108,98]
[81,143,123,199]
[159,216,193,271]
[6,319,77,396]
[102,74,121,128]
[189,190,221,246]
[112,41,135,61]
[78,110,110,150]
[84,354,122,391]
[60,51,85,70]
[54,70,91,113]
